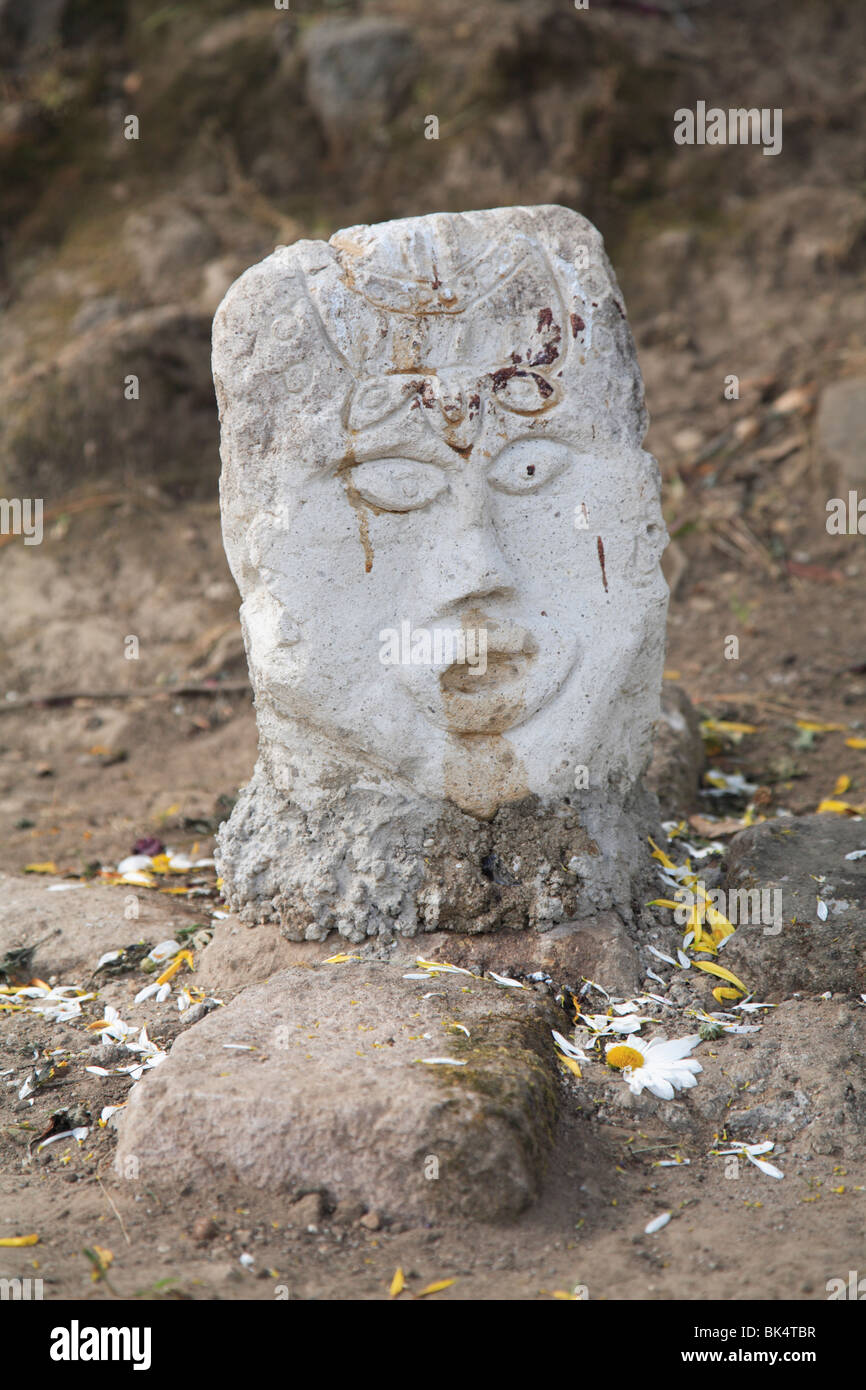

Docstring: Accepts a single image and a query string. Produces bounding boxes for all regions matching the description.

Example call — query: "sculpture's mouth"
[440,648,533,695]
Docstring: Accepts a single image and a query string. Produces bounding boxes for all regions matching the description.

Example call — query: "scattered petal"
[645,1212,672,1234]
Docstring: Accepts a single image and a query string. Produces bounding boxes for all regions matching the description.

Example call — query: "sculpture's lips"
[440,648,532,695]
[438,619,537,697]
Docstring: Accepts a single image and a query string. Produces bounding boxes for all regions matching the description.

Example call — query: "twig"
[97,1176,132,1247]
[0,681,251,713]
[0,492,128,549]
[692,692,849,722]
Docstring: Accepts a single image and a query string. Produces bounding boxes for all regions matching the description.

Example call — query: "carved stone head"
[213,206,668,944]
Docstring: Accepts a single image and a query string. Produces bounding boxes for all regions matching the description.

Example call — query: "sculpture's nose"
[434,474,516,610]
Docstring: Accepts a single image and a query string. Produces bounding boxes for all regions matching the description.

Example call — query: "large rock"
[301,18,419,141]
[720,814,866,998]
[115,961,562,1221]
[0,871,188,981]
[590,997,866,1158]
[0,307,218,499]
[815,377,866,493]
[212,205,669,947]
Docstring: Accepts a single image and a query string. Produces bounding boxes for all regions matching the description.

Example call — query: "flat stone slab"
[115,961,562,1221]
[0,872,188,980]
[721,814,866,997]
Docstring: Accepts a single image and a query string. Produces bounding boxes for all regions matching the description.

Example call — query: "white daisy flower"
[605,1034,702,1100]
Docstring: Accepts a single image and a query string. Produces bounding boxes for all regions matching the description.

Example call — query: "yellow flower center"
[606,1044,645,1071]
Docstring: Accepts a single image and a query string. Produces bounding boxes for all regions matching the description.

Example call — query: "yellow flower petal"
[701,719,758,736]
[712,986,742,1003]
[692,960,747,994]
[389,1267,405,1298]
[156,949,194,986]
[0,1234,39,1247]
[647,837,676,871]
[557,1053,582,1078]
[416,1278,456,1297]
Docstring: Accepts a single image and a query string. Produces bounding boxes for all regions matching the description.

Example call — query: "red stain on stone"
[597,536,608,592]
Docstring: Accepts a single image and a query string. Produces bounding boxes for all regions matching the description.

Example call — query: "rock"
[286,1192,323,1228]
[407,910,641,997]
[196,918,331,994]
[815,377,866,493]
[115,961,563,1221]
[301,18,419,142]
[591,999,866,1157]
[0,871,187,981]
[124,200,219,300]
[359,1210,381,1231]
[331,1199,365,1227]
[191,1216,219,1243]
[213,205,669,949]
[0,307,218,500]
[646,683,705,818]
[720,814,866,997]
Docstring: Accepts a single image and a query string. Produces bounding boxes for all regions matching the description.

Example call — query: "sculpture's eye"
[350,458,449,512]
[487,439,572,495]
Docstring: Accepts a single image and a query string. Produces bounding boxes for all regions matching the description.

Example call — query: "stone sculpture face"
[213,206,668,940]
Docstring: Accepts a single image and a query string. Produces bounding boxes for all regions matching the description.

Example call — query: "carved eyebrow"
[340,458,453,480]
[334,448,459,476]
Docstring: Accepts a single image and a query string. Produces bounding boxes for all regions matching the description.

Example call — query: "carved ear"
[347,377,412,431]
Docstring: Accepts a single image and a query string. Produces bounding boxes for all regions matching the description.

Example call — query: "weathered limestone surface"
[114,961,561,1221]
[212,205,668,944]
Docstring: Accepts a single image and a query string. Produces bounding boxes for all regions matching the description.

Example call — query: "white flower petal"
[644,1075,676,1100]
[95,950,123,969]
[747,1154,784,1179]
[148,940,182,962]
[488,971,525,988]
[648,946,676,966]
[117,854,154,874]
[134,983,161,1004]
[644,1212,671,1234]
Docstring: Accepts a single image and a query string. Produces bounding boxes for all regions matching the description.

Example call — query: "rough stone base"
[216,762,662,950]
[115,961,563,1221]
